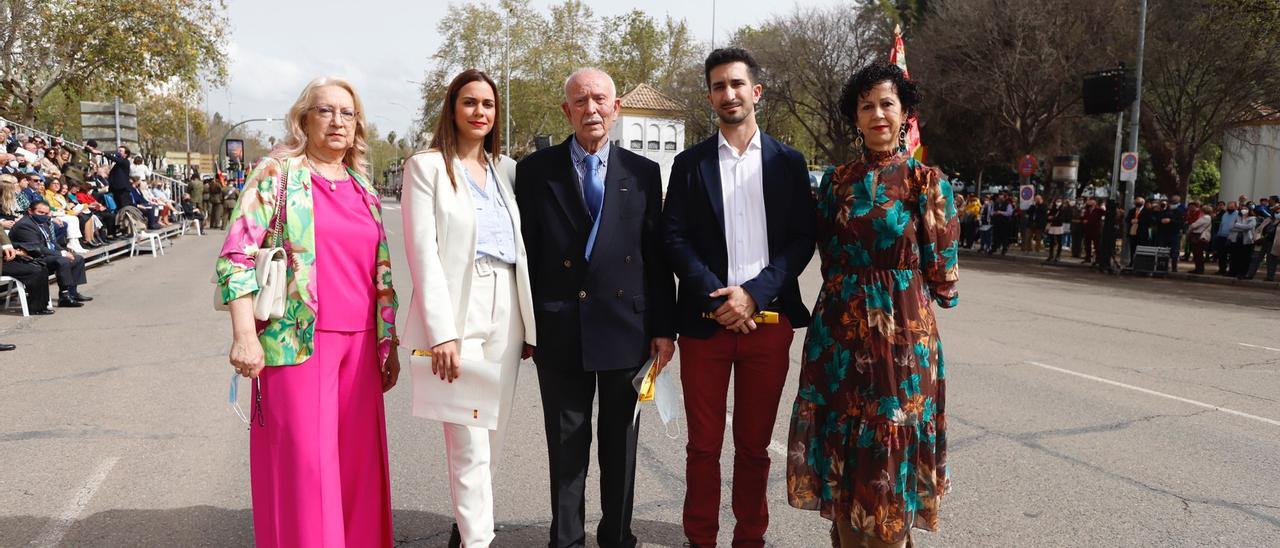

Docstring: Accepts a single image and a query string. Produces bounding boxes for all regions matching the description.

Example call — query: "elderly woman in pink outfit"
[216,76,400,548]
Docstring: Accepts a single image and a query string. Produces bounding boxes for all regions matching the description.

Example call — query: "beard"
[715,102,752,125]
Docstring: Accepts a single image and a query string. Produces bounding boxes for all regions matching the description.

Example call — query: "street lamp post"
[219,117,276,174]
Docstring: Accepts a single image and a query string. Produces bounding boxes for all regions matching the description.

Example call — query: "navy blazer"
[515,136,676,372]
[661,132,816,339]
[8,216,63,258]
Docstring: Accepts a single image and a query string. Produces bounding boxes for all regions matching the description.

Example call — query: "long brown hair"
[429,69,502,189]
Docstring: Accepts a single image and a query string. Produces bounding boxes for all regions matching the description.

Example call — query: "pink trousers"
[250,329,393,548]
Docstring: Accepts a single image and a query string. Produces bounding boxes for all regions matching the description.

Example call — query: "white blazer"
[399,150,537,350]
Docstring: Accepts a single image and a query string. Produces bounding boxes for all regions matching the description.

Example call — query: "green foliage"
[1188,144,1222,199]
[416,0,701,156]
[0,0,228,125]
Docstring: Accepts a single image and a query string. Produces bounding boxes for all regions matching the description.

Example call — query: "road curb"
[958,247,1280,291]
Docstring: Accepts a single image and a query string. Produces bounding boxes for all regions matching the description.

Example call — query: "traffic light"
[1082,67,1137,115]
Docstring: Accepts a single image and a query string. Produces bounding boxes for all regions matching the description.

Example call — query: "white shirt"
[717,130,769,287]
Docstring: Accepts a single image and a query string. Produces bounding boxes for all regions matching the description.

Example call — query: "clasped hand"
[710,286,757,334]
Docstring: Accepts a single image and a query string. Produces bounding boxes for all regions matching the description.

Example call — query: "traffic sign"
[1019,184,1035,210]
[1018,155,1038,177]
[1120,152,1138,182]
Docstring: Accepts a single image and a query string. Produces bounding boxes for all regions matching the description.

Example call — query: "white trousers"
[56,215,83,240]
[443,255,523,548]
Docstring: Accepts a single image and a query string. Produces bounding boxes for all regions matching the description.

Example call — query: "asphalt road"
[1,201,1277,547]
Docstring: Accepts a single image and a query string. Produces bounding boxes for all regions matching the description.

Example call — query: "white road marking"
[1238,342,1280,353]
[725,412,788,457]
[1026,361,1280,428]
[31,456,119,547]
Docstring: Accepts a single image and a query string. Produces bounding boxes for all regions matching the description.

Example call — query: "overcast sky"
[205,0,835,139]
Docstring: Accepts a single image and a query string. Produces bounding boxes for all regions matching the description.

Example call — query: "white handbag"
[410,354,504,430]
[213,168,289,321]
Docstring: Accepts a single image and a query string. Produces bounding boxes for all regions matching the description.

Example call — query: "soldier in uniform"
[186,174,205,213]
[206,174,226,229]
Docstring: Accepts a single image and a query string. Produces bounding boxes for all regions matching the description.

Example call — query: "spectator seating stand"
[1,222,187,316]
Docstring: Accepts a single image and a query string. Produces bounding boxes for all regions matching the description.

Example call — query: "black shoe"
[58,298,83,308]
[0,343,14,351]
[33,308,54,315]
[71,294,93,302]
[448,523,461,548]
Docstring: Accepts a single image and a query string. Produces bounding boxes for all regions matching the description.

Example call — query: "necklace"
[305,157,345,191]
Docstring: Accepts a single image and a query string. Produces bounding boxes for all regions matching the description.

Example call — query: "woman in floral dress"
[786,61,959,548]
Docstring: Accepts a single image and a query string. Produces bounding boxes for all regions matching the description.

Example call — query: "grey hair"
[562,67,616,101]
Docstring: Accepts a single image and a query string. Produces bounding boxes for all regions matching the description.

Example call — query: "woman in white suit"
[400,69,536,548]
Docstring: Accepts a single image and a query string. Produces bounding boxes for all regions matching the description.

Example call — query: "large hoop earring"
[898,124,909,153]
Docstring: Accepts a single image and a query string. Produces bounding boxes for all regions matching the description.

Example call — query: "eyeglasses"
[310,105,358,122]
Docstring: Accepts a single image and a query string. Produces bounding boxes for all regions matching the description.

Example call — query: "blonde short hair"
[275,76,370,176]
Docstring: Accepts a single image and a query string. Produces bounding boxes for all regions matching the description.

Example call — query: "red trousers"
[678,318,794,547]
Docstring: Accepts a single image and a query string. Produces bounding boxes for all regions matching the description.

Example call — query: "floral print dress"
[786,150,959,544]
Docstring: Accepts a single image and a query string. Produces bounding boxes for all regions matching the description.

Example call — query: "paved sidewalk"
[958,245,1280,291]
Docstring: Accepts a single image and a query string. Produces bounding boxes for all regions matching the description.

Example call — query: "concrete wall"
[1221,123,1280,201]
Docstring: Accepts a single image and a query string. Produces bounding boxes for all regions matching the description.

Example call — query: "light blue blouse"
[464,165,517,264]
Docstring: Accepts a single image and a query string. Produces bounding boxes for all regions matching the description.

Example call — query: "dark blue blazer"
[661,132,816,339]
[515,136,676,372]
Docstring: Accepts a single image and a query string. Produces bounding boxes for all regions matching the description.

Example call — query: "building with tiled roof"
[610,84,686,188]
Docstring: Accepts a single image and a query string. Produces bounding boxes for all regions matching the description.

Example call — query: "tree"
[731,4,891,165]
[913,0,1131,162]
[1139,0,1280,197]
[416,0,703,157]
[136,92,208,161]
[0,0,228,124]
[599,11,700,95]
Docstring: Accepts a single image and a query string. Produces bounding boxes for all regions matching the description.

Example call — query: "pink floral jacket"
[215,156,398,366]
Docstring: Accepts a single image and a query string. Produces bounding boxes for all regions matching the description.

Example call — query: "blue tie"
[583,154,604,260]
[583,154,603,220]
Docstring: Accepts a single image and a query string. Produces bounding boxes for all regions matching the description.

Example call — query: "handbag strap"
[266,163,288,249]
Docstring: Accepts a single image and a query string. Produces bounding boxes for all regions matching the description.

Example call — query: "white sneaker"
[68,240,88,254]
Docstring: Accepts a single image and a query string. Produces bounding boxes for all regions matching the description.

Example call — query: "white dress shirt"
[717,130,770,287]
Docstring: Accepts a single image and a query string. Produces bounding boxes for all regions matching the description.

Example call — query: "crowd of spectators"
[0,121,207,326]
[955,189,1280,281]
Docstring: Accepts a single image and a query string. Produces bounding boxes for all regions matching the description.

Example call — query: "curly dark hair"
[838,61,922,130]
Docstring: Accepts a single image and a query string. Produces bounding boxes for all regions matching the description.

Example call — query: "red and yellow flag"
[889,25,925,162]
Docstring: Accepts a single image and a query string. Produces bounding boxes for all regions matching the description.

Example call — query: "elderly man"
[515,68,676,548]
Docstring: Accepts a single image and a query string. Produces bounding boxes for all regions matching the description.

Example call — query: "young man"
[661,48,816,548]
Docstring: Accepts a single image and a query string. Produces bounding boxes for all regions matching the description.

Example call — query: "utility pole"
[184,97,193,177]
[504,10,511,156]
[1124,0,1148,202]
[711,0,717,49]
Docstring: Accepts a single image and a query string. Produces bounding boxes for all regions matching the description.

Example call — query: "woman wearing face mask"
[1229,207,1256,279]
[215,76,400,548]
[1187,204,1214,274]
[1044,198,1070,264]
[786,61,959,548]
[399,69,535,548]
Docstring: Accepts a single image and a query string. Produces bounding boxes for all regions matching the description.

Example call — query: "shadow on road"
[961,254,1280,310]
[1,506,686,547]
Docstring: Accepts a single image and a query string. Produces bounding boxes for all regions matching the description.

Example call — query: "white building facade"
[1221,121,1280,201]
[608,84,686,190]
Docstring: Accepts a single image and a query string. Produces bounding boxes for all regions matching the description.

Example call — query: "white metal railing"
[1,116,187,198]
